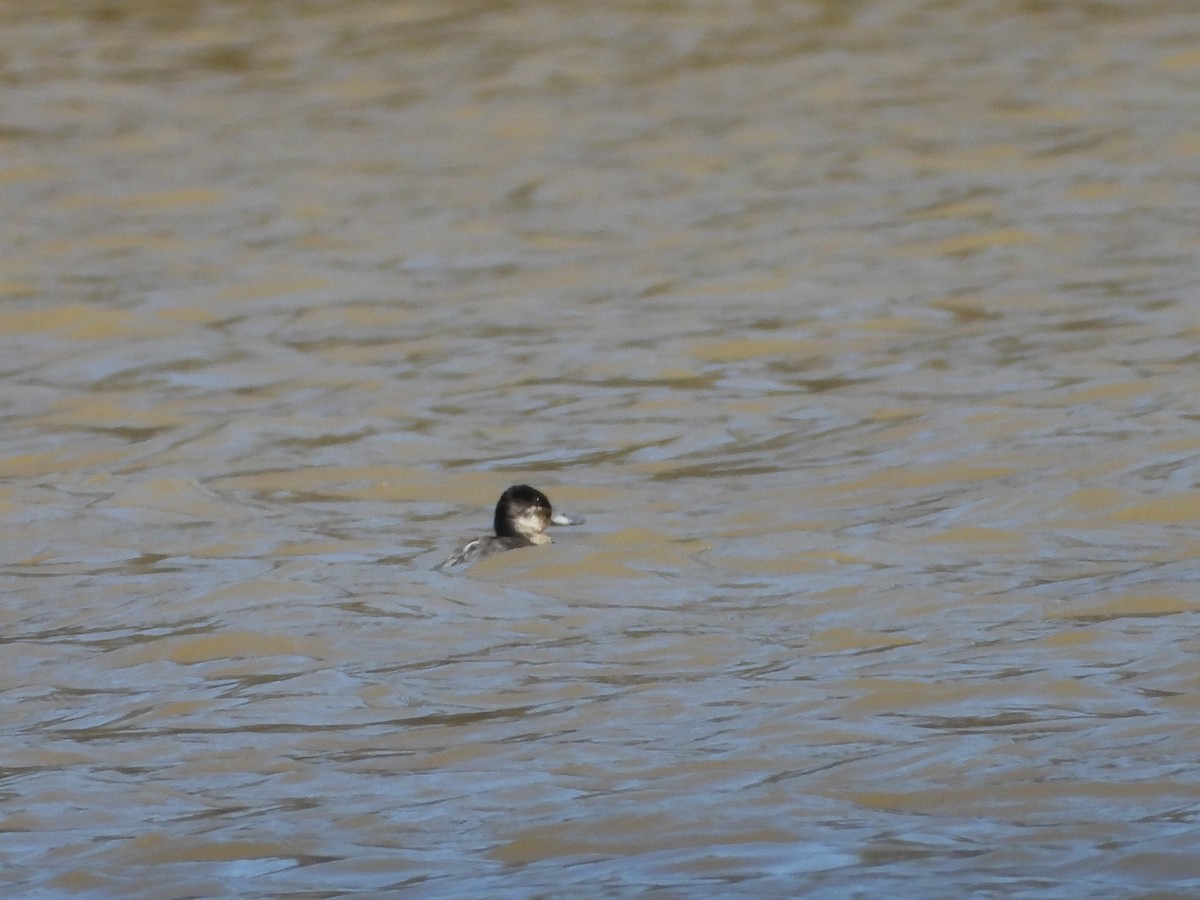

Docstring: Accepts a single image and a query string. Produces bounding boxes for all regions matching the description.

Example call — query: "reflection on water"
[4,0,1200,895]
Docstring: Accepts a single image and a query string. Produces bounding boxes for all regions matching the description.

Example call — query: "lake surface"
[4,1,1200,896]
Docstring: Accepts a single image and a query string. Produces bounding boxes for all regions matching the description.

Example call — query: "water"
[4,1,1200,896]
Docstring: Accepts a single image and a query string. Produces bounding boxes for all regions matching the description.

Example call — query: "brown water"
[4,1,1200,896]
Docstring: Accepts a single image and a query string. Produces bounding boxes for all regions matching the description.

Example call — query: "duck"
[436,484,582,568]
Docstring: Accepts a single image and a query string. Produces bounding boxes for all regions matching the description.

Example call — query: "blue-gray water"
[4,1,1200,896]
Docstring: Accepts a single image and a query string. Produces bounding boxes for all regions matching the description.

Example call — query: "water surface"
[4,1,1200,896]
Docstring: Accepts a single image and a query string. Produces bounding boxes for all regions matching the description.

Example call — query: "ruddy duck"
[436,484,583,569]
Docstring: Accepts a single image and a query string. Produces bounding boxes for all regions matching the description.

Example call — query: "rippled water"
[4,1,1200,896]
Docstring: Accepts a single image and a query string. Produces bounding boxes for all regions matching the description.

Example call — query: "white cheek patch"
[514,510,549,536]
